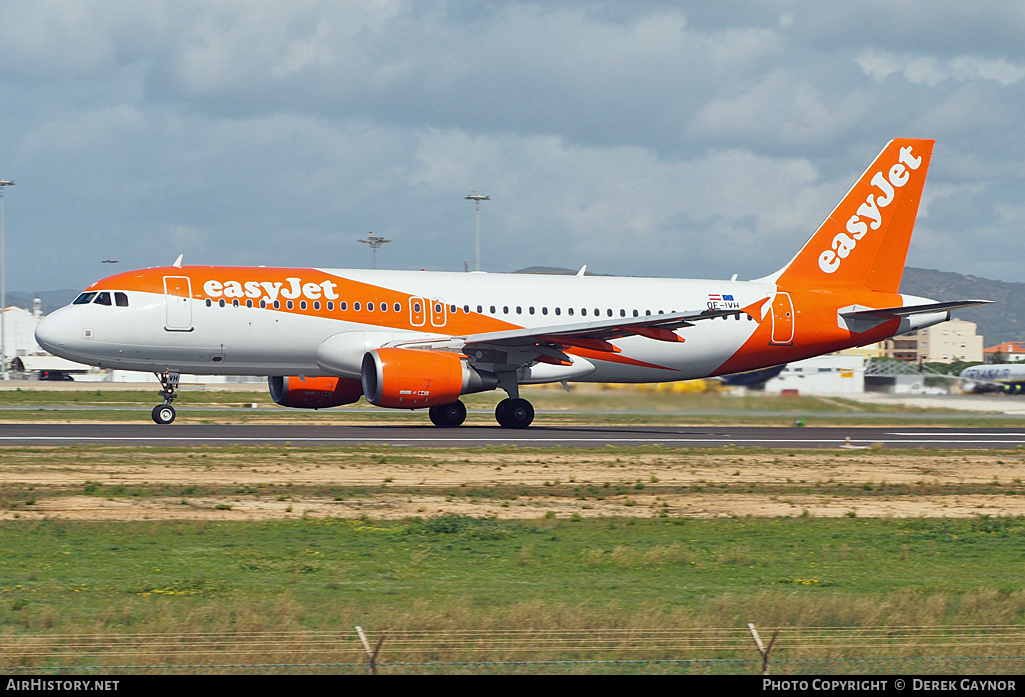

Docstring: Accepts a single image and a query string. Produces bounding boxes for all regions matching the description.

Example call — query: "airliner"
[34,139,989,428]
[959,364,1025,393]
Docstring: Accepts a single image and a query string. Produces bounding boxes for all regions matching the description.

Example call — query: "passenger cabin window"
[115,292,129,307]
[73,292,97,305]
[94,292,112,306]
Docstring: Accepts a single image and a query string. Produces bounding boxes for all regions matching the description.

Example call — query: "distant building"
[1,304,43,371]
[762,355,865,394]
[883,318,983,363]
[838,341,887,361]
[983,341,1025,363]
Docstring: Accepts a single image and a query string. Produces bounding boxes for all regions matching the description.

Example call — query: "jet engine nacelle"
[361,348,498,408]
[268,375,364,409]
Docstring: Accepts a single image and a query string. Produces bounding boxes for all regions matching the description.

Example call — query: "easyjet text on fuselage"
[203,278,339,303]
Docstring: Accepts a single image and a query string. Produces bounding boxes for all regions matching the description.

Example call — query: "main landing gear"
[152,371,180,425]
[429,400,467,427]
[428,396,535,428]
[495,397,534,429]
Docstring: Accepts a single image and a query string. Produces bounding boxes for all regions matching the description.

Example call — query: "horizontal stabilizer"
[839,299,992,320]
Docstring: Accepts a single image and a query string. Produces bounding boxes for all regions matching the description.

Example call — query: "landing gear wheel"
[152,370,181,425]
[152,404,176,425]
[429,400,467,427]
[495,398,534,429]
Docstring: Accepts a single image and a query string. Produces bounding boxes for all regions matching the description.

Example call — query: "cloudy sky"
[1,1,1024,293]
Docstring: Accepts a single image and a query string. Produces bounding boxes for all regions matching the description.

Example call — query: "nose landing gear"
[152,371,180,425]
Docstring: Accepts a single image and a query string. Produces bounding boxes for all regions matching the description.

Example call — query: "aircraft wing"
[385,298,770,379]
[390,299,766,353]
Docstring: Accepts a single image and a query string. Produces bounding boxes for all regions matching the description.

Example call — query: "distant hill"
[899,268,1020,346]
[515,266,612,276]
[6,290,79,315]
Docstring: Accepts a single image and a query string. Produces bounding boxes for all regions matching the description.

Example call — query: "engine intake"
[268,375,364,409]
[361,348,497,408]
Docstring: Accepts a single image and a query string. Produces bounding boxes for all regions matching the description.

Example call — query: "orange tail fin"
[769,138,934,293]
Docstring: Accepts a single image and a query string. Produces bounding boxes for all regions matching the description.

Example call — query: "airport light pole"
[465,192,489,272]
[0,179,13,379]
[358,232,391,270]
[0,180,14,380]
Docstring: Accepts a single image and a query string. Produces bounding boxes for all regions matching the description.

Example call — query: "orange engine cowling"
[361,348,497,408]
[268,375,364,409]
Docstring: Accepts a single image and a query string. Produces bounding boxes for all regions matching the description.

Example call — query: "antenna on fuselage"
[172,254,183,268]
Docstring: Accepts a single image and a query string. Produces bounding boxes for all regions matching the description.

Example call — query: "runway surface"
[1,423,1024,449]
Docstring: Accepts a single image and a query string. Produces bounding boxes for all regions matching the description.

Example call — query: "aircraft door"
[164,276,193,331]
[770,292,794,345]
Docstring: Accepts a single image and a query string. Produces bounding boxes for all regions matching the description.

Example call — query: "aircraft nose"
[35,311,68,353]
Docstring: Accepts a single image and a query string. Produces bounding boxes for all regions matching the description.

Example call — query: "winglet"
[741,298,769,321]
[172,254,184,268]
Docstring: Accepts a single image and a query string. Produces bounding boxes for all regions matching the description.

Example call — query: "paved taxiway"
[1,423,1024,449]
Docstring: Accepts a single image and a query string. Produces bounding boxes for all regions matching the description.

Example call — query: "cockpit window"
[94,292,112,306]
[115,292,129,307]
[73,292,97,305]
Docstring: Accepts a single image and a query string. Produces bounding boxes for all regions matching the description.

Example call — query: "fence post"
[356,625,387,675]
[748,623,779,675]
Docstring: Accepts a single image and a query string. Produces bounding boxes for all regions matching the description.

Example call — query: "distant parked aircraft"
[959,364,1025,393]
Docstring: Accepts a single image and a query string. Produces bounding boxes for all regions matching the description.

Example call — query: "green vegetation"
[0,386,1020,426]
[1,516,1024,639]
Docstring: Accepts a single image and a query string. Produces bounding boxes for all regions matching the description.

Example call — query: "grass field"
[2,515,1025,666]
[2,388,1025,670]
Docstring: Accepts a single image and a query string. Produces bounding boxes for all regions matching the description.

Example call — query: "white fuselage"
[36,268,777,382]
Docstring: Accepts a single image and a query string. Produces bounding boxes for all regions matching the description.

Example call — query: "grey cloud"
[1,1,1025,293]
